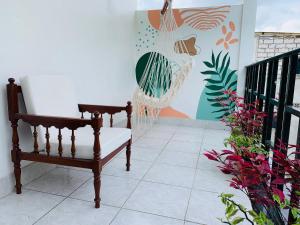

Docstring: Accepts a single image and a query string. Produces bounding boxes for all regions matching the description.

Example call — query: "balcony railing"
[245,48,300,223]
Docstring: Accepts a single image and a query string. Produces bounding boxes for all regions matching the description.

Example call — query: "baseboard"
[0,162,56,198]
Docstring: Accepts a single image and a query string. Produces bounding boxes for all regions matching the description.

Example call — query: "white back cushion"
[20,75,79,117]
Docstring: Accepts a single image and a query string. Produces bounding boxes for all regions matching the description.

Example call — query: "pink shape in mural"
[179,6,231,31]
[174,36,199,56]
[148,9,184,31]
[216,21,239,49]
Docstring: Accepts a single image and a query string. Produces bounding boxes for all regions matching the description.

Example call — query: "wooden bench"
[7,76,132,208]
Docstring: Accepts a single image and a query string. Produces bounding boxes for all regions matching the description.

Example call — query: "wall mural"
[135,5,242,121]
[196,51,237,120]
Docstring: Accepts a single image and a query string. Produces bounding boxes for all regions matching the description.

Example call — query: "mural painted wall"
[135,5,243,121]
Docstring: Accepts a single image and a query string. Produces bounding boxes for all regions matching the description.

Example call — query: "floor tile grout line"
[31,174,94,225]
[108,130,176,225]
[0,165,58,201]
[32,196,68,225]
[120,207,186,223]
[184,131,206,222]
[10,125,210,225]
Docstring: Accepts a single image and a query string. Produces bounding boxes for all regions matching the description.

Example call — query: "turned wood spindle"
[126,101,132,129]
[81,112,84,119]
[12,119,22,194]
[58,129,63,157]
[110,114,113,127]
[45,127,50,156]
[33,126,39,154]
[92,112,102,208]
[71,130,76,158]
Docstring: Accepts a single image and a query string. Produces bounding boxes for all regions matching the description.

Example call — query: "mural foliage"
[200,51,237,119]
[135,5,242,121]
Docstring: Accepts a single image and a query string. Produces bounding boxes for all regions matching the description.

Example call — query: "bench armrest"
[13,112,103,159]
[15,113,97,130]
[78,101,132,128]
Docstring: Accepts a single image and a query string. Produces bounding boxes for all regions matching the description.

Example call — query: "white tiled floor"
[0,124,251,225]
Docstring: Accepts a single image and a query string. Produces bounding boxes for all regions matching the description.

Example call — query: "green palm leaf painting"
[200,51,237,119]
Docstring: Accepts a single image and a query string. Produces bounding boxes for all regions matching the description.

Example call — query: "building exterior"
[255,32,300,107]
[255,32,300,144]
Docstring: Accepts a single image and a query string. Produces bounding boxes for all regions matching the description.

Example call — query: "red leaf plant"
[220,92,267,138]
[204,92,300,223]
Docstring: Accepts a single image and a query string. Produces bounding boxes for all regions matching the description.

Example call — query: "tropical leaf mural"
[200,51,237,119]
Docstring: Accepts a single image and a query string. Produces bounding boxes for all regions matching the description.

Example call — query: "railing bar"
[258,63,267,112]
[288,119,300,224]
[262,60,275,147]
[285,106,300,118]
[244,67,249,105]
[281,54,299,145]
[274,57,289,144]
[265,59,279,147]
[269,98,279,106]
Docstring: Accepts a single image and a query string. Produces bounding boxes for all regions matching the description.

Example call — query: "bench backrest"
[20,76,79,117]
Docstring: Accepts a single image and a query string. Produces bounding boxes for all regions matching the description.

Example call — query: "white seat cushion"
[47,126,131,159]
[20,75,131,158]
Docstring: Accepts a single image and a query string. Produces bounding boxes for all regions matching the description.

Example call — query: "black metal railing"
[245,48,300,224]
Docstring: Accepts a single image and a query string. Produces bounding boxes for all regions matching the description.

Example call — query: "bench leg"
[126,141,131,171]
[93,168,101,208]
[14,157,22,194]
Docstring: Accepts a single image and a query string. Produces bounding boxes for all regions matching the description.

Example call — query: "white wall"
[0,0,137,197]
[237,0,257,96]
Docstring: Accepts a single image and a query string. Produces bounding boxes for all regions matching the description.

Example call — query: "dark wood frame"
[7,78,132,208]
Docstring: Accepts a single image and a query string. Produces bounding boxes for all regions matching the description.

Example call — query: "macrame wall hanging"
[133,0,193,125]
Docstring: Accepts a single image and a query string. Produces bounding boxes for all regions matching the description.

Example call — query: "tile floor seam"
[31,175,94,225]
[3,125,221,225]
[108,132,176,225]
[32,196,68,225]
[152,160,198,169]
[120,207,186,223]
[0,165,59,201]
[184,131,205,222]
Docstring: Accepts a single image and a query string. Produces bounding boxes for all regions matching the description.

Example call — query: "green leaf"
[221,58,231,82]
[227,80,237,90]
[224,70,237,86]
[248,210,258,218]
[203,61,214,68]
[206,85,224,91]
[215,51,222,70]
[232,217,244,225]
[205,91,225,96]
[211,51,216,66]
[273,195,281,204]
[201,70,219,75]
[207,97,227,102]
[227,209,238,219]
[216,115,225,119]
[219,52,229,74]
[204,78,222,84]
[212,108,229,113]
[226,203,234,215]
[211,102,223,107]
[221,193,234,198]
[292,208,300,219]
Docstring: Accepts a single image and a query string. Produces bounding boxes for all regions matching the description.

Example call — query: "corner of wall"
[237,0,257,97]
